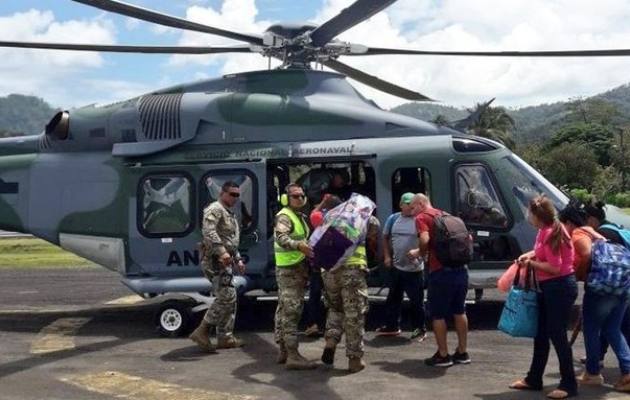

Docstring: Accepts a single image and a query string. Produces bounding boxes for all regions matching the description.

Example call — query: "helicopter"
[2,0,630,336]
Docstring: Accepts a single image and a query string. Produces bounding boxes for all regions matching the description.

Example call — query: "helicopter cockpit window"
[391,167,431,211]
[501,154,570,216]
[200,172,256,233]
[455,164,509,229]
[140,174,193,236]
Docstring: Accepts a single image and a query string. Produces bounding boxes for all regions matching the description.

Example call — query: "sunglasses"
[228,192,240,198]
[290,194,305,200]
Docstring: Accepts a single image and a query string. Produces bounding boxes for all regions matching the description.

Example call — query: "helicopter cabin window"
[200,172,256,233]
[454,164,509,229]
[391,167,431,211]
[140,174,193,237]
[501,154,570,216]
[266,161,375,236]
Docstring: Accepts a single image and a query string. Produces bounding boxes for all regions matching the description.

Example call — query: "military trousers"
[274,261,309,349]
[322,264,369,358]
[203,267,237,339]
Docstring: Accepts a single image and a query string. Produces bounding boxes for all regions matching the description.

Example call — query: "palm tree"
[431,114,450,126]
[467,103,516,149]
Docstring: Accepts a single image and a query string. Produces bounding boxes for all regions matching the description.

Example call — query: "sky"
[2,0,630,110]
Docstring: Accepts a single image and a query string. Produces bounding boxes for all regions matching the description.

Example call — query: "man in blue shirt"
[376,193,427,340]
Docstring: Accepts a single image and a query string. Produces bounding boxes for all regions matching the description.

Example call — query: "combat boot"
[216,336,244,349]
[276,341,288,364]
[348,356,365,373]
[321,337,337,365]
[286,347,317,370]
[189,320,216,353]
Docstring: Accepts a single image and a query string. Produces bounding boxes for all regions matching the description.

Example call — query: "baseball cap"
[400,192,415,204]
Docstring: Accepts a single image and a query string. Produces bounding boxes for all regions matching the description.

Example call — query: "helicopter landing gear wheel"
[155,301,192,338]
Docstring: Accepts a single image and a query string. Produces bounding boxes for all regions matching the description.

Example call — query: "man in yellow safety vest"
[273,183,316,370]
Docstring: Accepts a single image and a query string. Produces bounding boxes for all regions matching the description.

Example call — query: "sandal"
[546,389,574,399]
[509,379,540,391]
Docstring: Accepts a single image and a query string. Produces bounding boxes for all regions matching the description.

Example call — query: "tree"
[566,97,621,125]
[466,103,516,149]
[549,122,614,166]
[536,142,601,190]
[592,166,623,200]
[431,114,449,126]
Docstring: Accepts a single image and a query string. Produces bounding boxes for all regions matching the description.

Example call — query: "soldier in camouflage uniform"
[273,183,317,370]
[189,181,246,352]
[320,214,380,373]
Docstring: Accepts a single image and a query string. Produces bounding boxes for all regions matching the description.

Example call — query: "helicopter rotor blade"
[0,40,254,54]
[323,58,432,101]
[310,0,397,48]
[71,0,263,46]
[348,46,630,57]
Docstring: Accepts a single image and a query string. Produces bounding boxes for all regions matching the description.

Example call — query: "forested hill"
[390,83,630,143]
[0,94,58,137]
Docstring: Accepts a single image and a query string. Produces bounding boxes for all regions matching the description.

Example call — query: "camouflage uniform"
[201,200,240,340]
[322,216,380,359]
[273,212,310,349]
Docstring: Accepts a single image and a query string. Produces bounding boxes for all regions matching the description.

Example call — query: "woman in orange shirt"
[559,204,630,393]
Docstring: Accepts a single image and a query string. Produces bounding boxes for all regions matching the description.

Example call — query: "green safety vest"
[274,207,310,267]
[346,244,367,267]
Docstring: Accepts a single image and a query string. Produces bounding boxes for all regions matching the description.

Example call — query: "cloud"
[0,9,131,107]
[311,0,630,108]
[166,0,280,73]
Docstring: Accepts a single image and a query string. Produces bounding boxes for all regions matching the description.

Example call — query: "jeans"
[525,274,578,394]
[600,306,630,361]
[305,269,324,326]
[384,268,426,331]
[582,289,630,375]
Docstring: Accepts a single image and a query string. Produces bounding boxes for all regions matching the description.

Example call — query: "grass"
[623,208,630,216]
[0,237,96,269]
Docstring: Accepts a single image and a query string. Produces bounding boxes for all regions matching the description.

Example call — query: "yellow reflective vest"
[274,207,310,267]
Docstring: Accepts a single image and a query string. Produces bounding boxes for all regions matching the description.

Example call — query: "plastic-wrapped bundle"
[309,193,376,271]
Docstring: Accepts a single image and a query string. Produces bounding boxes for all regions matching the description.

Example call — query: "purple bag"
[312,227,353,270]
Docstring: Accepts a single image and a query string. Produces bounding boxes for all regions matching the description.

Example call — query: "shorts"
[427,267,469,320]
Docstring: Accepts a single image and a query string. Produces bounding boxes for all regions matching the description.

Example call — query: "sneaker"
[375,326,401,337]
[424,351,453,367]
[577,371,604,386]
[452,350,471,364]
[410,328,427,342]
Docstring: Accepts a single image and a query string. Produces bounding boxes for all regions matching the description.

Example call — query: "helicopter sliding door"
[127,161,266,290]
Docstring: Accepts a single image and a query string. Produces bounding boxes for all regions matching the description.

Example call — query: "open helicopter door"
[124,161,266,295]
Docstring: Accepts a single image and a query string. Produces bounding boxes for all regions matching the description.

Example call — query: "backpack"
[587,239,630,300]
[600,223,630,249]
[428,210,473,267]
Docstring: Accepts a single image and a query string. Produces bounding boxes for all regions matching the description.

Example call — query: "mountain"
[390,83,630,144]
[0,94,58,137]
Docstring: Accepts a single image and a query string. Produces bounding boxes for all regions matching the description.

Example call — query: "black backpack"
[431,211,473,267]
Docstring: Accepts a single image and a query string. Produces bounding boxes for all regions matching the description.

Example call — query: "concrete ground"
[0,268,627,400]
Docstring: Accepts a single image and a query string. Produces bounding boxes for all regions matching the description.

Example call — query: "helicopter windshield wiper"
[72,0,263,46]
[0,41,253,54]
[324,59,432,101]
[310,0,398,47]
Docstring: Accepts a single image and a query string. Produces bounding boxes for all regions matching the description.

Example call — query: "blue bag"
[587,240,630,300]
[498,266,539,338]
[600,223,630,249]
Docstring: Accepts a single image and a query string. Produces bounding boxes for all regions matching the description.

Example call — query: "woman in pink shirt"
[510,196,578,399]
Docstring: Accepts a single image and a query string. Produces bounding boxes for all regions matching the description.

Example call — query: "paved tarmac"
[0,268,627,400]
